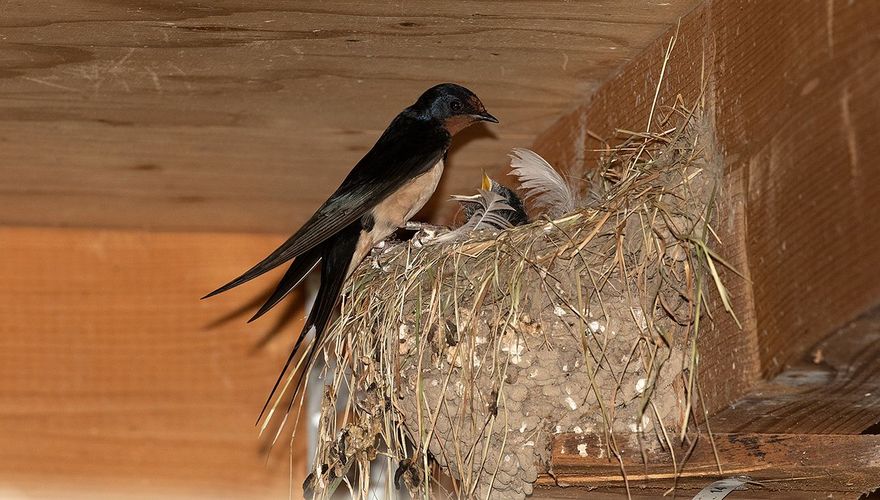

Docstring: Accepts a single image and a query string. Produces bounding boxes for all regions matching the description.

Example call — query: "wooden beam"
[0,227,308,497]
[0,0,701,233]
[712,307,880,435]
[540,432,880,494]
[533,0,880,401]
[532,486,859,500]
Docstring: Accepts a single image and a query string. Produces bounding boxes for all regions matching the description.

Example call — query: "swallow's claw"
[369,240,396,271]
[412,227,441,248]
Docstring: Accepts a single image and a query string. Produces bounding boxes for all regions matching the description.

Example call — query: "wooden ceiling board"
[0,0,701,232]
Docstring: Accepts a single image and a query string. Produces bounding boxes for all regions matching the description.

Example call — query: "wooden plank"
[533,0,880,404]
[712,0,880,379]
[712,307,880,435]
[531,486,858,500]
[0,227,309,497]
[533,1,760,414]
[0,0,701,233]
[540,432,880,493]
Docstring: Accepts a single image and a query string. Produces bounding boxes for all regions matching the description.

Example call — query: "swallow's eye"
[450,100,463,113]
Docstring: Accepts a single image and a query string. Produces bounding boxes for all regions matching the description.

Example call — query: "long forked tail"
[256,222,361,425]
[202,228,318,300]
[248,248,321,324]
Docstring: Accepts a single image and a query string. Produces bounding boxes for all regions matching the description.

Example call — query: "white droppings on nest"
[315,83,723,500]
[629,414,653,433]
[587,320,605,334]
[501,335,526,363]
[472,353,482,368]
[398,324,413,355]
[631,307,648,330]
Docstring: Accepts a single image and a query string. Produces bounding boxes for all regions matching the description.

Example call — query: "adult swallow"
[459,173,530,228]
[203,83,497,419]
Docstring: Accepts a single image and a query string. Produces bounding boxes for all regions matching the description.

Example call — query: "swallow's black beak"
[474,111,499,123]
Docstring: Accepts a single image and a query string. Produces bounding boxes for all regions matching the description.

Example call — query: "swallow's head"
[413,83,498,134]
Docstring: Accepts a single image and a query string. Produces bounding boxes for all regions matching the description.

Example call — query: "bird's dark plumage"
[203,83,497,421]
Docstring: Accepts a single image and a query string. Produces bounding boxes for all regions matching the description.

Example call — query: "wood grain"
[532,2,761,414]
[0,226,308,498]
[0,0,701,233]
[541,432,880,493]
[712,307,880,435]
[533,0,880,403]
[712,0,880,378]
[532,486,863,500]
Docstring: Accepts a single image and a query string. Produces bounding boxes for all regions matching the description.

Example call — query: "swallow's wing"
[203,115,448,298]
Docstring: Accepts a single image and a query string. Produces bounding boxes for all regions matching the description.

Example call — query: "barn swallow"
[458,173,530,228]
[203,83,497,419]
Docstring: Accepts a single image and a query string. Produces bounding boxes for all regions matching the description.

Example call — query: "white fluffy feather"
[508,148,576,218]
[432,190,513,244]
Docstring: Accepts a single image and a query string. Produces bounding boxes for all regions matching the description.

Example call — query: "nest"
[295,50,736,500]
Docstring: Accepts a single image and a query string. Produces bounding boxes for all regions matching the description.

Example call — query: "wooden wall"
[0,0,701,234]
[532,1,880,493]
[534,0,880,409]
[0,227,307,498]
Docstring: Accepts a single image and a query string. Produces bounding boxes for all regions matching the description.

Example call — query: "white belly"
[347,159,444,275]
[372,158,444,229]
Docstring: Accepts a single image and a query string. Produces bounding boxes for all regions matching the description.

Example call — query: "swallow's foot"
[370,240,396,272]
[412,227,443,248]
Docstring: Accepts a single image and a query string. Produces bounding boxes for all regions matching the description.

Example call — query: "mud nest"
[296,80,736,498]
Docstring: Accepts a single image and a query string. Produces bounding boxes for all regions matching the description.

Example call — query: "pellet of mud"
[540,384,561,397]
[505,384,528,402]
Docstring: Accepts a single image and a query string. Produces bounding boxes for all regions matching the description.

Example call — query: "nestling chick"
[457,173,529,229]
